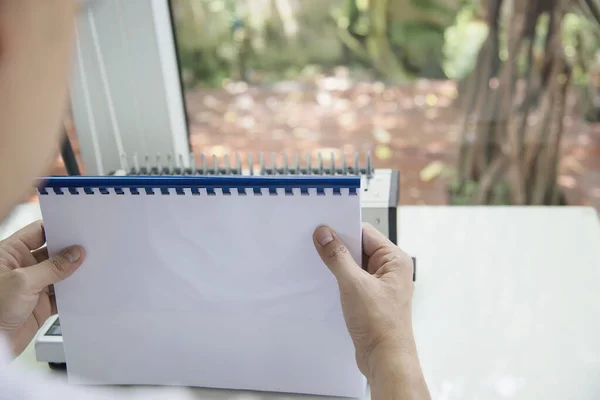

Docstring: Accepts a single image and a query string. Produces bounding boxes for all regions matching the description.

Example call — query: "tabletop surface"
[8,205,600,399]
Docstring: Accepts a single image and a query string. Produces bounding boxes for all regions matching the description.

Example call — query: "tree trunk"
[455,0,571,205]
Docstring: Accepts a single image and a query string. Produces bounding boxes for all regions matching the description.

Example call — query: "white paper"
[39,186,366,398]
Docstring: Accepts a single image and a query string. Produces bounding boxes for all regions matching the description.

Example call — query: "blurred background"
[57,0,600,208]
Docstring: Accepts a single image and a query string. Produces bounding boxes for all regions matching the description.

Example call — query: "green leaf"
[442,8,488,80]
[411,0,456,19]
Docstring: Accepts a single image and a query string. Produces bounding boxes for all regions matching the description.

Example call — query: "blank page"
[38,176,366,398]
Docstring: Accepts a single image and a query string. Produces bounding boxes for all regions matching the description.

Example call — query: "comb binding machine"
[112,151,400,246]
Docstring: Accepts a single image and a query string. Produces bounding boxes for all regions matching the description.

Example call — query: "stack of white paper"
[38,176,366,398]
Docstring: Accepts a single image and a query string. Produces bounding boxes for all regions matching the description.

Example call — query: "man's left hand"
[0,221,84,356]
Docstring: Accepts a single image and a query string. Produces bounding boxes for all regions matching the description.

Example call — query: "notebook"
[37,175,366,398]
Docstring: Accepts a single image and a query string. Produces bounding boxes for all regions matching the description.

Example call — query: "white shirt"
[0,334,198,400]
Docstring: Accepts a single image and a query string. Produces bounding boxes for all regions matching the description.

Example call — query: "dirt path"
[51,79,600,209]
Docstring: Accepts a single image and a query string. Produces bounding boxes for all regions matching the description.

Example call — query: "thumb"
[22,246,85,291]
[313,226,362,284]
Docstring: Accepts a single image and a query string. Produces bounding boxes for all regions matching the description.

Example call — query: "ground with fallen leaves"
[52,77,600,210]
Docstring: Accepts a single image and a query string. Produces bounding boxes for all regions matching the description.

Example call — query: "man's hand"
[313,223,430,400]
[0,220,84,356]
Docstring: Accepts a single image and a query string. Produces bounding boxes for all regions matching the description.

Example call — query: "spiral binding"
[116,151,374,178]
[37,176,360,196]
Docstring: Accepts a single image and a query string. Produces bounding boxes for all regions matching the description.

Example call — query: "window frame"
[70,0,190,175]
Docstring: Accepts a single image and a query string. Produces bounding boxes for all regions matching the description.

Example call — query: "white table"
[8,206,600,399]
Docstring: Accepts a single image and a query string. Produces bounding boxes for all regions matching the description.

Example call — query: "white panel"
[70,0,189,175]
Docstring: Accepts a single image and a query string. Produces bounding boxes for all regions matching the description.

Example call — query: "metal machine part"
[112,151,400,244]
[360,169,399,246]
[34,315,65,368]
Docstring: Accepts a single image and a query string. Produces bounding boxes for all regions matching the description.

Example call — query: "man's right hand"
[313,223,430,400]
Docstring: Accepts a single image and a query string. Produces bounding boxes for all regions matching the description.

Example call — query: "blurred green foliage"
[172,0,600,92]
[442,6,488,80]
[561,12,600,85]
[172,0,344,87]
[172,0,466,87]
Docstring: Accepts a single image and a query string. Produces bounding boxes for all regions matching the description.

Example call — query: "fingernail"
[63,246,81,263]
[315,227,334,246]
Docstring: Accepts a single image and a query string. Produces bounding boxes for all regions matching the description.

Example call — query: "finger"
[362,223,412,276]
[33,294,53,329]
[46,285,57,314]
[313,226,364,284]
[32,246,49,263]
[362,223,396,257]
[50,296,58,315]
[49,288,58,315]
[20,246,85,292]
[42,284,55,295]
[7,220,46,251]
